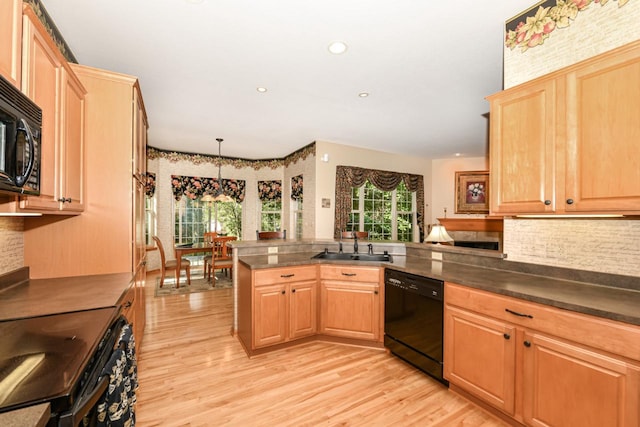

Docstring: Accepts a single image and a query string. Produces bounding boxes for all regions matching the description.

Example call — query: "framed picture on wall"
[455,171,489,214]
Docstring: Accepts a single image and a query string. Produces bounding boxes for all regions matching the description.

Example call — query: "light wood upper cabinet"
[19,6,85,213]
[0,0,22,88]
[488,40,640,216]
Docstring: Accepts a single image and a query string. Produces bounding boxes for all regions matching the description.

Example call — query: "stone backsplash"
[503,218,640,277]
[0,218,24,275]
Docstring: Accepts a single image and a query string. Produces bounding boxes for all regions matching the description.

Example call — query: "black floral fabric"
[291,175,303,201]
[95,324,137,427]
[171,175,246,203]
[258,180,282,202]
[144,172,156,198]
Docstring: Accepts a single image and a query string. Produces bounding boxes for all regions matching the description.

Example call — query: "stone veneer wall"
[0,218,24,274]
[503,218,640,277]
[504,1,640,88]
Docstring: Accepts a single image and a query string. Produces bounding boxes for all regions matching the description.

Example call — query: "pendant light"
[202,138,233,203]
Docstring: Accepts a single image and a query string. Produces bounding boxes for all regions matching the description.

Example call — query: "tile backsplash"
[0,218,24,274]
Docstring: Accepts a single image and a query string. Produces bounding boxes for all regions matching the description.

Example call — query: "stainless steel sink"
[312,251,392,262]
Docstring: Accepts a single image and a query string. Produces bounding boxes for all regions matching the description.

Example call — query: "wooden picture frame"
[455,171,489,214]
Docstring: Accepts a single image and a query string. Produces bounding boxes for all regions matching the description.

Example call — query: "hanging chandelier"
[202,138,233,203]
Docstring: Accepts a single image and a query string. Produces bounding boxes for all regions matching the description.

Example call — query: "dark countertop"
[0,271,134,321]
[239,253,640,327]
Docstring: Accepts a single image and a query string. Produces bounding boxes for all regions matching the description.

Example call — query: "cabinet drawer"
[320,265,380,283]
[254,266,317,286]
[446,282,640,362]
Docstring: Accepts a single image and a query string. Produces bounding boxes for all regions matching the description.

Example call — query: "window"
[144,196,156,246]
[292,198,303,238]
[260,199,282,232]
[174,198,243,243]
[348,180,416,241]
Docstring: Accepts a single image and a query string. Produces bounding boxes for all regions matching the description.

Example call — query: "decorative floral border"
[148,142,316,171]
[171,175,246,202]
[24,0,78,63]
[506,0,632,52]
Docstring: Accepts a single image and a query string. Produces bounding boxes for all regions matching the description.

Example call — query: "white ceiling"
[41,0,534,160]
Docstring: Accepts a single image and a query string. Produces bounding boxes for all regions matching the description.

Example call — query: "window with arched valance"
[171,175,246,202]
[334,166,425,241]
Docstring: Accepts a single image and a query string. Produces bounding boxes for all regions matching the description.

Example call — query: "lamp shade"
[425,224,454,244]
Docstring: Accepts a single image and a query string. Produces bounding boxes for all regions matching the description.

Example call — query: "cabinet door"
[523,332,640,427]
[320,280,380,341]
[444,306,517,415]
[0,0,22,88]
[254,283,287,348]
[564,47,640,213]
[289,280,317,340]
[489,78,558,214]
[20,11,62,211]
[59,67,85,212]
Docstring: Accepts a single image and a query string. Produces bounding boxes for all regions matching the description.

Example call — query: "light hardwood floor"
[136,271,508,427]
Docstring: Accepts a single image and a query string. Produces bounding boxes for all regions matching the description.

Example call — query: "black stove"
[0,307,119,417]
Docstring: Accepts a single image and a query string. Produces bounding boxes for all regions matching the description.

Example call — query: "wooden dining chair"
[205,236,237,281]
[153,236,191,288]
[202,232,218,278]
[340,231,369,239]
[256,230,286,240]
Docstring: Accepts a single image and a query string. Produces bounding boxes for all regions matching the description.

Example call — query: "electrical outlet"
[268,247,278,254]
[431,252,442,261]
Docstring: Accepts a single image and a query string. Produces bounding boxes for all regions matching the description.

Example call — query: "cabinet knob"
[503,333,511,340]
[58,197,66,203]
[524,340,531,347]
[566,198,574,205]
[374,290,379,295]
[281,290,286,295]
[292,289,296,293]
[544,200,551,205]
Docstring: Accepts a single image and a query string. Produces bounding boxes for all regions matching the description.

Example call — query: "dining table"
[174,237,236,281]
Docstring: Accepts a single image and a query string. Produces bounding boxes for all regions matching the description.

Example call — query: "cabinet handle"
[124,301,132,308]
[341,272,357,277]
[503,333,511,340]
[280,274,295,278]
[66,198,72,203]
[281,290,286,295]
[292,289,296,293]
[505,308,533,319]
[524,340,532,347]
[566,198,574,205]
[374,290,379,295]
[544,200,551,205]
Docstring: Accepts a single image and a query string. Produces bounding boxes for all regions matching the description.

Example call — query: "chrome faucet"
[368,243,373,255]
[353,232,358,254]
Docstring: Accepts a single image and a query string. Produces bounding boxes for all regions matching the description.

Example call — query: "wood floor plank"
[136,272,509,426]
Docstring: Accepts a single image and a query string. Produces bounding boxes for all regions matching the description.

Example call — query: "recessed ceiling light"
[256,87,267,93]
[328,41,348,55]
[358,92,369,98]
[455,153,462,157]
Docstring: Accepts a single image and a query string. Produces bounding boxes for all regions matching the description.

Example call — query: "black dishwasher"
[384,269,448,385]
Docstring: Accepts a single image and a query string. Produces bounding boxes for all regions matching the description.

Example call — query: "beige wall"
[430,157,488,222]
[314,140,432,239]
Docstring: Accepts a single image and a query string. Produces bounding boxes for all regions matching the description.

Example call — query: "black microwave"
[0,74,42,196]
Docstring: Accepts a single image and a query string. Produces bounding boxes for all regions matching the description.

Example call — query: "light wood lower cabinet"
[445,282,640,427]
[250,265,317,349]
[319,265,383,342]
[237,263,384,355]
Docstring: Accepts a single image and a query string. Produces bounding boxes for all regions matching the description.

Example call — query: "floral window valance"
[258,180,282,202]
[144,172,156,198]
[171,175,246,202]
[291,175,303,201]
[334,166,425,241]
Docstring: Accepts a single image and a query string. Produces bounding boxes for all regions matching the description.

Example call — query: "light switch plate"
[431,252,443,261]
[268,247,278,254]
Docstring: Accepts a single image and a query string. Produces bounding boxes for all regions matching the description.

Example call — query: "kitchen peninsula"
[231,238,640,426]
